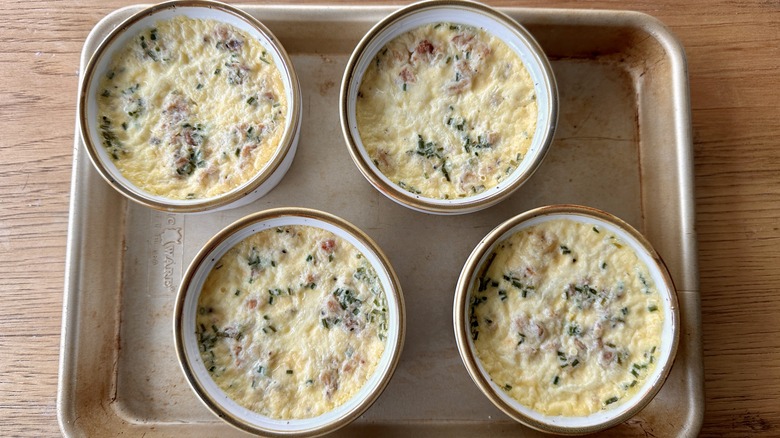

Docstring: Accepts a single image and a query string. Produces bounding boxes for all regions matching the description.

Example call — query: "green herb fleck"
[398,181,421,195]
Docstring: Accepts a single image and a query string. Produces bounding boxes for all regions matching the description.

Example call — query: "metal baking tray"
[58,4,702,437]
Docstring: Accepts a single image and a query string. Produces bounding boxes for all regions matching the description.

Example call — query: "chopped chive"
[441,159,451,182]
[648,305,658,312]
[553,375,560,385]
[605,396,619,405]
[286,369,293,374]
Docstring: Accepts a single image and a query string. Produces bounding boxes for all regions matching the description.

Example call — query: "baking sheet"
[58,5,702,437]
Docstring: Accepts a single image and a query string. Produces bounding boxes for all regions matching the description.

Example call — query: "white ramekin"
[340,0,558,215]
[79,0,301,213]
[454,204,679,434]
[174,207,405,436]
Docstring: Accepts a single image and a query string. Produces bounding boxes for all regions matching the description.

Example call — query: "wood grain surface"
[0,0,777,436]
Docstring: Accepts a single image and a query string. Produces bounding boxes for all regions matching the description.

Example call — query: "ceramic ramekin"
[340,0,557,215]
[79,0,301,213]
[174,207,405,437]
[454,205,679,434]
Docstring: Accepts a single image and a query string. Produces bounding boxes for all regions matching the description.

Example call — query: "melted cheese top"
[356,23,537,199]
[196,225,388,419]
[470,219,663,416]
[97,16,287,200]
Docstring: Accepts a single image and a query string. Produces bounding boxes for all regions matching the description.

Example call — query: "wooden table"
[1,0,777,436]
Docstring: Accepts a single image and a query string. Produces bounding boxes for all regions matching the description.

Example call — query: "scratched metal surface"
[58,5,701,437]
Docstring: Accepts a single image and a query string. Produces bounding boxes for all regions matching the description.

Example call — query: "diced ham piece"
[410,39,436,65]
[399,66,416,84]
[320,239,336,253]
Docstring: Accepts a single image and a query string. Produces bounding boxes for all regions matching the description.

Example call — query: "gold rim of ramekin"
[453,204,680,435]
[339,0,558,214]
[78,0,301,213]
[174,207,406,437]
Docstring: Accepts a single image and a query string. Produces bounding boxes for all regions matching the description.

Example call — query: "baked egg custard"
[196,225,388,419]
[356,23,538,199]
[96,16,287,200]
[470,218,664,416]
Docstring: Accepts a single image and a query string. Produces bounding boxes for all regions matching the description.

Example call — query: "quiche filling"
[470,219,664,416]
[356,23,538,199]
[197,225,388,419]
[97,16,287,200]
